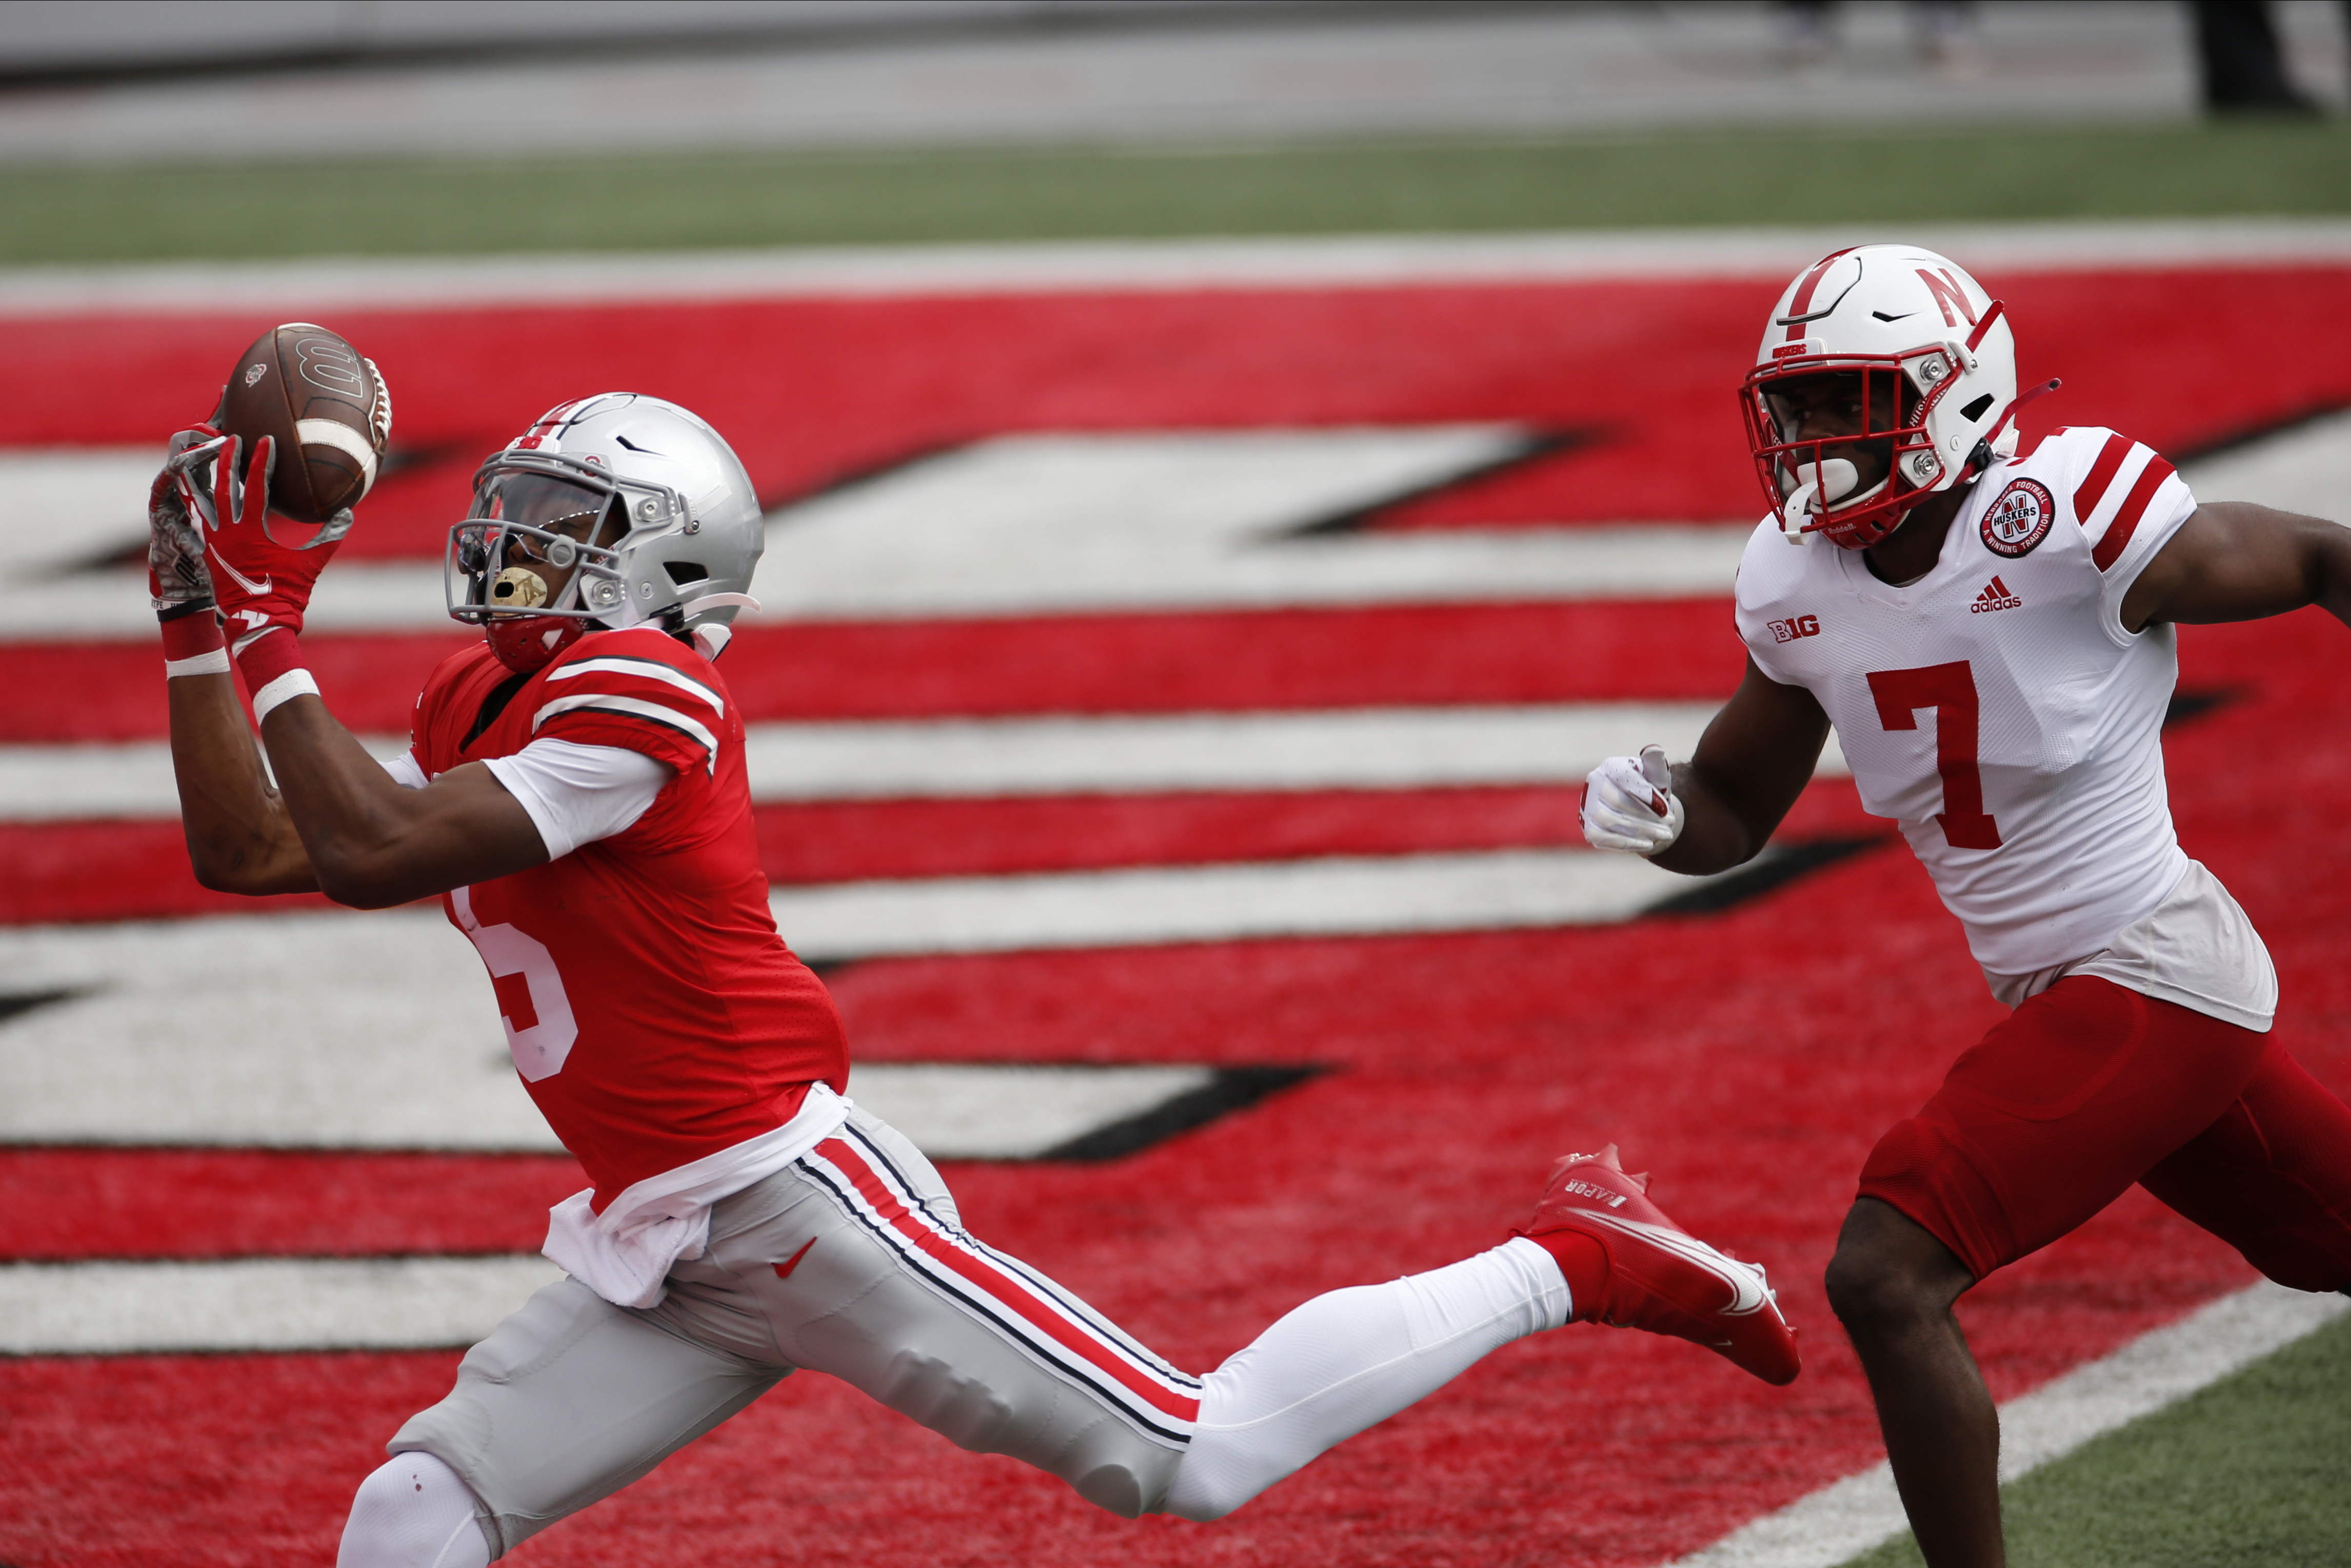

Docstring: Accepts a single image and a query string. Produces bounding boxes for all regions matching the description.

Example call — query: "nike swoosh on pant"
[771,1238,818,1280]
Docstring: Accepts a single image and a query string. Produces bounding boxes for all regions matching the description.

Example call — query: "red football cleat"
[1518,1144,1800,1386]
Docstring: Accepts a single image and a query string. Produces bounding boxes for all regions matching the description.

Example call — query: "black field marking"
[1291,427,1584,537]
[1645,837,1886,917]
[1042,1065,1322,1162]
[2164,687,2240,728]
[0,988,85,1027]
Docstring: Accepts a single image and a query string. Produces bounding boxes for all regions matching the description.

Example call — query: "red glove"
[163,424,354,719]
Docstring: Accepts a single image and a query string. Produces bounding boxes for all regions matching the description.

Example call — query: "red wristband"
[159,604,227,675]
[234,626,318,722]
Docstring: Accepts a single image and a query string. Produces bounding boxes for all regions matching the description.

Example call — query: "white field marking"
[851,1062,1218,1161]
[5,222,2351,319]
[0,733,410,821]
[0,907,1219,1156]
[743,428,1753,620]
[0,704,1861,822]
[1,527,1757,639]
[2168,406,2351,526]
[736,704,1854,799]
[0,1256,569,1356]
[0,447,161,583]
[766,847,1746,963]
[5,1229,2345,1366]
[0,426,1756,640]
[1670,1280,2351,1568]
[11,411,2344,643]
[0,849,1733,1144]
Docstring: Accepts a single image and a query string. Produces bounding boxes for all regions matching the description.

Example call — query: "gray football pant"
[390,1106,1200,1557]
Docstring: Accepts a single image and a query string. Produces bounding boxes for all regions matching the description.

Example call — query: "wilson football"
[215,323,392,524]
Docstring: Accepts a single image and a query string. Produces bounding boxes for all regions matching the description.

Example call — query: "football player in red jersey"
[1582,245,2351,1568]
[151,392,1799,1565]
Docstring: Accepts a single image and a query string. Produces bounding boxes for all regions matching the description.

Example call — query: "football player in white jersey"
[1582,245,2351,1568]
[149,391,1801,1565]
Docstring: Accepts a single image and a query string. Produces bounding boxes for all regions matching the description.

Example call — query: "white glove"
[1581,745,1685,856]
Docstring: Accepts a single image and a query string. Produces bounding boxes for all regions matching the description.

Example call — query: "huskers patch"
[1980,478,2056,559]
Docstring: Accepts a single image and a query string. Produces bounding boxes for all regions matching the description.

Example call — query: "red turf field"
[2,260,2347,1566]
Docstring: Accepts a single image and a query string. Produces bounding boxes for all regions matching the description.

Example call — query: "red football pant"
[1859,975,2351,1289]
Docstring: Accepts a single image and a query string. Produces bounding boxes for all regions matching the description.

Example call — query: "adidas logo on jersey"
[1970,576,2022,614]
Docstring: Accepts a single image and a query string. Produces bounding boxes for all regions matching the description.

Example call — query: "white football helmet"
[1740,245,2021,549]
[446,393,764,672]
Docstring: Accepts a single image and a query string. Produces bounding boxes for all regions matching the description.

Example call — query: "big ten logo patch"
[1981,477,2055,559]
[1768,613,1822,644]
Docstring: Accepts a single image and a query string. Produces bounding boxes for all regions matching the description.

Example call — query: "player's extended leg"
[717,1113,1791,1525]
[2138,1038,2351,1292]
[1165,1144,1799,1521]
[1830,976,2273,1568]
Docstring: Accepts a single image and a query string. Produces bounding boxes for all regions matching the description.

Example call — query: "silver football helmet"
[447,393,764,672]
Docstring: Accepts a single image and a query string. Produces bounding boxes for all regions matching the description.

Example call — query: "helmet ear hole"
[1960,393,1996,422]
[664,561,709,586]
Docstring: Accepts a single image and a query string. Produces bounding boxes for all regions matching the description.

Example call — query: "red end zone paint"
[0,1148,582,1259]
[8,267,2348,554]
[5,268,2350,1566]
[0,600,1747,744]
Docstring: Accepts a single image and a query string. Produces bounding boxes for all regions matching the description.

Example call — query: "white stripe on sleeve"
[544,656,724,715]
[483,739,672,860]
[529,692,721,771]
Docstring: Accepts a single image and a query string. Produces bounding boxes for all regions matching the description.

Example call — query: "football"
[215,322,393,524]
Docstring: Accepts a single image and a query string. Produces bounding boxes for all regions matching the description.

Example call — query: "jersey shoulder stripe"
[2036,425,2181,571]
[544,654,725,718]
[2090,454,2179,571]
[2070,431,2136,523]
[531,691,720,773]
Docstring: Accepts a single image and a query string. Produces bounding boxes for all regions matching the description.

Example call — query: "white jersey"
[1734,427,2265,1008]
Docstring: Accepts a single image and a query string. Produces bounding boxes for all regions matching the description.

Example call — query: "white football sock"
[337,1452,493,1568]
[1162,1237,1569,1522]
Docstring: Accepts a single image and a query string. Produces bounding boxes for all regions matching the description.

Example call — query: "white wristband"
[165,648,232,679]
[250,668,321,723]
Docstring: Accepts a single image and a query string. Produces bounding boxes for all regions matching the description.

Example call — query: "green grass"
[8,119,2351,265]
[1842,1309,2351,1568]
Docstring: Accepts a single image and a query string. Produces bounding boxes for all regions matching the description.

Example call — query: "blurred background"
[2,6,2349,1568]
[0,0,2344,257]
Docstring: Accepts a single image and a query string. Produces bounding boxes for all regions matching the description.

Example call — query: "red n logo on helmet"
[1917,269,1979,330]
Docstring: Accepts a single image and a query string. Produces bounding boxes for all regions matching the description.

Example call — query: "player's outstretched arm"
[149,446,320,896]
[258,695,549,910]
[1651,658,1831,876]
[152,425,547,909]
[2122,502,2351,632]
[167,668,319,896]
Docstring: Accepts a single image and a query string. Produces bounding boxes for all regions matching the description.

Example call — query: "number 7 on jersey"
[1865,662,2003,850]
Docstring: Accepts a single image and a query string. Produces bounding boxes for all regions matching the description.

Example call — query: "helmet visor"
[473,471,615,552]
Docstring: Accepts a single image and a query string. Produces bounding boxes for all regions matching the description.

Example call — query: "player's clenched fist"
[1581,745,1685,856]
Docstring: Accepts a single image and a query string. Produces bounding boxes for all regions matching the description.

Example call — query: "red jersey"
[411,627,849,1207]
